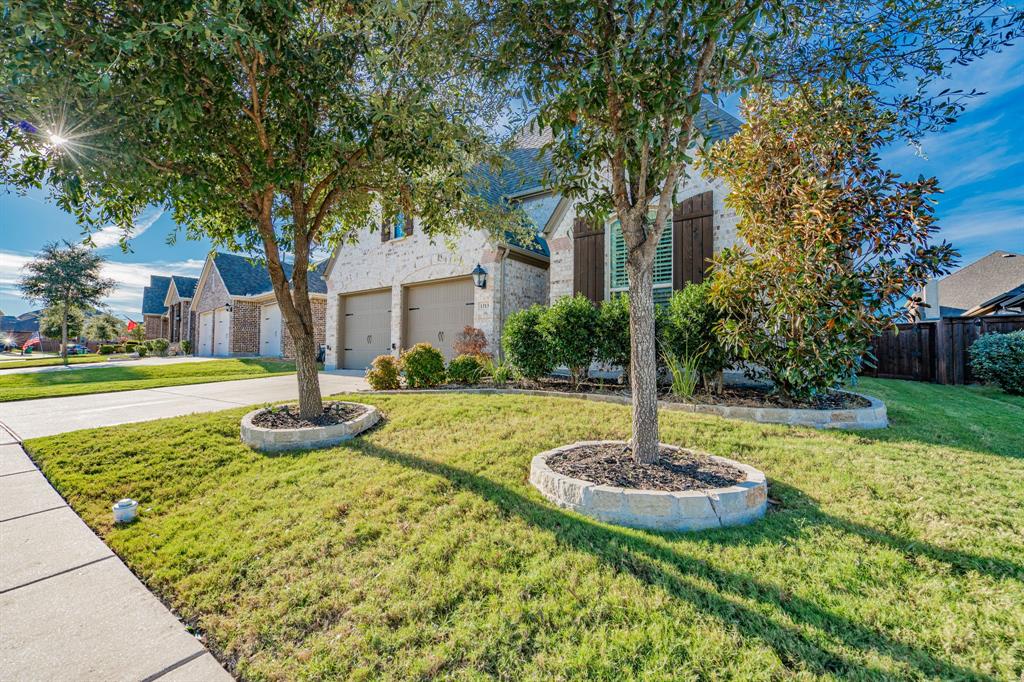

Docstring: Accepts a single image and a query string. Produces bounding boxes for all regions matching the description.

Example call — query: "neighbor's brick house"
[189,252,328,358]
[322,99,743,370]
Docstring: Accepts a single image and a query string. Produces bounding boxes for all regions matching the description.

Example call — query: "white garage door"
[405,278,474,361]
[260,303,282,357]
[341,290,392,370]
[213,308,231,356]
[197,312,214,356]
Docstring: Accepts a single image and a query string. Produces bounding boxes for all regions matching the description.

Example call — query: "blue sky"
[1,46,1022,318]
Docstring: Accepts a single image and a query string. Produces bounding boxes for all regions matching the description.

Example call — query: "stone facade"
[323,225,549,369]
[547,165,740,305]
[281,297,327,359]
[230,300,260,355]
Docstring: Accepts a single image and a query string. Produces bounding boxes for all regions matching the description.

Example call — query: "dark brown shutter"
[573,217,605,303]
[405,215,414,237]
[673,191,714,288]
[380,215,391,242]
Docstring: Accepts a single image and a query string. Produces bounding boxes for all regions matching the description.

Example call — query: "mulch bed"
[251,402,368,429]
[545,442,746,492]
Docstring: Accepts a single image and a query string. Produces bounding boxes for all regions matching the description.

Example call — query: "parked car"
[65,344,90,355]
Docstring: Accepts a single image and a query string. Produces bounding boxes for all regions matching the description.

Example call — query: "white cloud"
[89,208,166,249]
[0,249,204,319]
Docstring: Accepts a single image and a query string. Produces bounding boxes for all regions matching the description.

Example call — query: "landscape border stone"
[369,388,887,429]
[240,402,380,452]
[529,441,768,531]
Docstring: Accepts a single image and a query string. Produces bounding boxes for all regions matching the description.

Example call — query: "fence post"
[934,317,949,385]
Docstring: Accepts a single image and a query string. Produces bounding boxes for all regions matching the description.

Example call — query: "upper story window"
[381,211,413,242]
[609,212,673,306]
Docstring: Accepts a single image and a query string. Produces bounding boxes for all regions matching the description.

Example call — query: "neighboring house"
[157,275,200,348]
[920,251,1024,318]
[141,275,172,339]
[190,251,328,358]
[0,311,42,348]
[323,100,742,370]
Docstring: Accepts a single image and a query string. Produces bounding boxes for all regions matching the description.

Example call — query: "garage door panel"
[405,278,474,361]
[341,290,392,370]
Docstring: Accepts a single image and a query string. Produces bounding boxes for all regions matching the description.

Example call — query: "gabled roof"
[141,276,171,315]
[171,275,198,299]
[963,282,1024,317]
[938,251,1024,314]
[213,252,328,297]
[0,315,39,333]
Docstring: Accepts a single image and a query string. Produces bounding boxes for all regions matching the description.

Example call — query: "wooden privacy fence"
[863,314,1024,384]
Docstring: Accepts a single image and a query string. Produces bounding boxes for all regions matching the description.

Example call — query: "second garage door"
[341,289,392,370]
[405,278,474,361]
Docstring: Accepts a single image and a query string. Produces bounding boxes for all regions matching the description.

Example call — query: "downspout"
[497,245,510,362]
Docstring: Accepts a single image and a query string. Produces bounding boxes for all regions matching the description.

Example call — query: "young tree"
[39,305,85,343]
[493,0,1022,462]
[1,0,509,419]
[20,243,114,365]
[707,87,957,400]
[83,312,126,343]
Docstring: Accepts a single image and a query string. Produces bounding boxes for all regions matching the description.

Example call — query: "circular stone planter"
[240,402,380,452]
[530,441,768,532]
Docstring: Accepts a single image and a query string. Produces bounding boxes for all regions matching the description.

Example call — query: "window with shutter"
[608,214,673,305]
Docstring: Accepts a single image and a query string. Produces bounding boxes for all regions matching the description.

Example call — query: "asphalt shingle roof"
[937,251,1024,314]
[141,276,171,315]
[171,276,199,299]
[0,315,39,333]
[214,253,328,297]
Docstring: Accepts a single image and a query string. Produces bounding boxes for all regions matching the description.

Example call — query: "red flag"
[22,332,41,350]
[126,319,138,331]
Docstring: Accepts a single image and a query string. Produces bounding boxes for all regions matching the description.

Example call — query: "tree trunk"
[61,305,69,366]
[626,238,659,464]
[292,325,323,419]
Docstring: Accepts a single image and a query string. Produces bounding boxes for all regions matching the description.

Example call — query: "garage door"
[341,289,392,370]
[260,303,282,357]
[213,308,231,356]
[405,278,474,361]
[197,312,214,356]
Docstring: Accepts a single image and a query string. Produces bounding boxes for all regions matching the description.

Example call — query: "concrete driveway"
[0,371,368,680]
[0,371,369,440]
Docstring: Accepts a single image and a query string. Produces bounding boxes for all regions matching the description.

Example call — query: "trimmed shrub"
[136,344,148,357]
[595,293,631,373]
[151,338,170,356]
[180,339,192,355]
[488,360,516,386]
[970,330,1024,395]
[447,354,487,384]
[539,295,598,388]
[366,354,401,390]
[502,305,553,380]
[660,283,729,391]
[400,343,446,388]
[98,344,115,355]
[453,326,491,359]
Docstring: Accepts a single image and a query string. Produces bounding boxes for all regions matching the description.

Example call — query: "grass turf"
[0,358,297,401]
[24,378,1024,680]
[0,352,132,370]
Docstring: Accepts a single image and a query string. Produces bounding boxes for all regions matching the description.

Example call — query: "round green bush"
[366,354,401,390]
[447,354,487,384]
[151,337,170,356]
[595,293,631,371]
[136,344,148,357]
[539,295,598,387]
[660,283,729,388]
[180,339,192,355]
[502,305,553,380]
[399,343,446,388]
[98,344,115,355]
[969,330,1024,395]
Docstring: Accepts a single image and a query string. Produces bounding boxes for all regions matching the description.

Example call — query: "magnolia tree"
[493,0,1022,462]
[1,0,509,419]
[707,87,957,400]
[20,242,114,364]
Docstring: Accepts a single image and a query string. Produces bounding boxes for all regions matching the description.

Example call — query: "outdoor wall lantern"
[225,303,233,312]
[471,263,487,289]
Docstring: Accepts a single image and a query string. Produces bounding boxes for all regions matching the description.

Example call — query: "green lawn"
[0,352,132,370]
[25,378,1023,680]
[0,358,297,401]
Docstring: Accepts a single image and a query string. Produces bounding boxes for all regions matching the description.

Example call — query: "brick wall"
[281,297,327,359]
[143,314,165,340]
[230,300,260,355]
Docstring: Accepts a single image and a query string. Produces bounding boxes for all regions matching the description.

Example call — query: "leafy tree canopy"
[84,312,126,342]
[40,305,85,340]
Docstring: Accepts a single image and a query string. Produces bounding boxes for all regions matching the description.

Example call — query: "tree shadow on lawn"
[333,440,1008,680]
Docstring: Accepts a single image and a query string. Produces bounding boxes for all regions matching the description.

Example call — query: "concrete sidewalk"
[0,434,231,681]
[1,371,369,440]
[0,371,369,680]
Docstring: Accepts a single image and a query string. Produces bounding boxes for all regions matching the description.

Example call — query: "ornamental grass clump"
[706,86,957,402]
